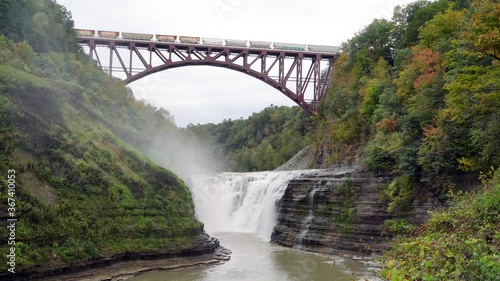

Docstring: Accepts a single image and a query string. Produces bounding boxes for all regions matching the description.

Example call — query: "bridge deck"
[77,37,336,60]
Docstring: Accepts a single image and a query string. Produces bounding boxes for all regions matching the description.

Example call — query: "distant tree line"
[186,105,312,172]
[0,0,79,53]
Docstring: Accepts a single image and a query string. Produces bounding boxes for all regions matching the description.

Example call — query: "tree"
[419,5,466,52]
[347,19,395,68]
[392,0,451,49]
[460,0,500,60]
[0,0,79,53]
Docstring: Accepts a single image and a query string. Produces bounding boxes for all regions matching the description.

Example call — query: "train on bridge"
[75,29,341,54]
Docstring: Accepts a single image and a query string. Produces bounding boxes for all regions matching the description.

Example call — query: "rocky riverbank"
[271,167,435,256]
[6,233,230,281]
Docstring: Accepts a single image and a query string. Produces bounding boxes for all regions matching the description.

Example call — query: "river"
[130,232,381,281]
[130,170,383,281]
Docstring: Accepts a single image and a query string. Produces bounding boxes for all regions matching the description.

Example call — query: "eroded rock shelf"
[271,167,434,256]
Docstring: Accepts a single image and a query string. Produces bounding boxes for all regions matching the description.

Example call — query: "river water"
[130,170,383,281]
[130,232,381,281]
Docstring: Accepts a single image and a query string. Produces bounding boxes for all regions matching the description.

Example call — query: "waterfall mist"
[143,127,223,185]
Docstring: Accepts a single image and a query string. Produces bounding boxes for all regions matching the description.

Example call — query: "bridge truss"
[77,37,336,114]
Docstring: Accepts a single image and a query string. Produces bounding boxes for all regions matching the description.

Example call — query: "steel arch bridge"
[77,34,337,114]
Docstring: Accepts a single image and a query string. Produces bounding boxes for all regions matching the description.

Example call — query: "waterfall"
[294,184,319,245]
[190,170,310,241]
[295,210,314,244]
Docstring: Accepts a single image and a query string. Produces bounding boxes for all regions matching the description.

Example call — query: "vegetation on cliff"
[315,0,499,209]
[0,0,79,53]
[381,168,499,280]
[186,105,312,172]
[0,0,205,275]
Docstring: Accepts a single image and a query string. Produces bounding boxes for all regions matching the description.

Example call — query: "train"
[75,29,340,54]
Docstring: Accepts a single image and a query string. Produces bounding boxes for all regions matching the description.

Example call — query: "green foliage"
[187,105,312,172]
[419,5,466,52]
[460,0,500,60]
[316,0,499,205]
[381,168,500,280]
[333,179,359,233]
[383,175,417,215]
[384,219,417,235]
[0,0,79,53]
[346,19,395,66]
[392,0,452,49]
[364,132,403,173]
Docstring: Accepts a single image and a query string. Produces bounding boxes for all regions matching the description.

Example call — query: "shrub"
[381,168,500,280]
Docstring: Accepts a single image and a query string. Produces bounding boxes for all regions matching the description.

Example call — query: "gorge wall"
[271,167,435,256]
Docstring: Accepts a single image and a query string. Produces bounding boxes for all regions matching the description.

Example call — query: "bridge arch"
[77,37,336,114]
[128,60,312,113]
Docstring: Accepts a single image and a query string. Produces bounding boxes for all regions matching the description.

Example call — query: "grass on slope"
[0,65,203,273]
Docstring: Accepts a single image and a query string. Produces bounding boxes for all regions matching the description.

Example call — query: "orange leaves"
[377,117,400,133]
[394,47,444,101]
[414,71,439,90]
[421,124,449,156]
[422,124,441,140]
[412,47,443,92]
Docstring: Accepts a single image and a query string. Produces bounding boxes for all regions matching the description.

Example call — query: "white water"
[295,210,314,243]
[295,186,318,244]
[190,170,313,241]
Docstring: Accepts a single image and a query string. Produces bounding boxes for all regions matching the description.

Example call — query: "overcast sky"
[59,0,416,127]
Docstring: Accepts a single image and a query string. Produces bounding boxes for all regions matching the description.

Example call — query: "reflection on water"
[130,233,382,281]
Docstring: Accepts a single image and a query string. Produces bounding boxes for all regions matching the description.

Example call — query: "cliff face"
[271,167,434,255]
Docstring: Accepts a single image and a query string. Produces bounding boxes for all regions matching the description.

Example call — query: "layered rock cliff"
[271,167,435,255]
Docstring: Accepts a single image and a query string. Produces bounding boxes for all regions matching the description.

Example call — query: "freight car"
[201,37,224,46]
[273,42,307,51]
[122,32,154,41]
[156,34,177,43]
[97,30,120,39]
[307,44,341,54]
[75,29,95,37]
[225,39,248,48]
[179,36,200,44]
[249,40,272,49]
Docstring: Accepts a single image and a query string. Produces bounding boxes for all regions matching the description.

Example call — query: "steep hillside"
[313,0,499,211]
[0,36,217,278]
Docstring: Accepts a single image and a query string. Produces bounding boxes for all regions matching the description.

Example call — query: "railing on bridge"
[76,29,339,114]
